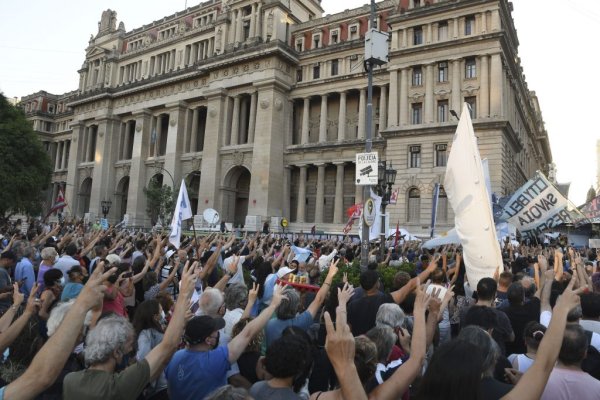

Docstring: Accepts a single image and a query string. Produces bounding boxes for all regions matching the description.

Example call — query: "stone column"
[283,165,291,219]
[89,117,120,220]
[62,140,69,169]
[119,123,126,160]
[337,91,346,141]
[250,3,257,38]
[315,164,326,223]
[200,89,228,212]
[65,123,84,215]
[248,91,257,143]
[124,122,133,159]
[296,165,307,222]
[425,64,434,123]
[81,127,89,162]
[256,3,263,39]
[490,54,503,117]
[87,126,95,162]
[163,102,187,186]
[319,95,328,142]
[480,55,490,118]
[236,9,243,43]
[453,18,459,38]
[230,95,240,145]
[333,162,345,223]
[55,141,63,170]
[388,70,398,127]
[239,97,249,143]
[358,88,366,138]
[126,110,151,226]
[452,59,462,113]
[301,98,310,144]
[379,85,387,133]
[399,69,408,126]
[190,108,199,152]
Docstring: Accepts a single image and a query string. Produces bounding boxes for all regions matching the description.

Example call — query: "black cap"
[184,316,225,345]
[68,265,83,276]
[0,251,16,262]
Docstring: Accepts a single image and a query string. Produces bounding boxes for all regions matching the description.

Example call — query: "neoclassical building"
[22,0,552,235]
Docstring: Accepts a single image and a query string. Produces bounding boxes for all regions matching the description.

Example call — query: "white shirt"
[541,310,600,351]
[223,308,244,339]
[222,255,246,286]
[318,249,337,272]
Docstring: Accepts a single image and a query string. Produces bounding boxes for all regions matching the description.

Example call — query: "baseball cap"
[105,254,121,266]
[165,250,176,260]
[184,316,225,345]
[277,266,296,279]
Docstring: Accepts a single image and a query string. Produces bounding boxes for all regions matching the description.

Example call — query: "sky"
[0,0,598,206]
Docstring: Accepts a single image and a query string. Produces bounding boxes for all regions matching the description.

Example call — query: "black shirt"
[347,292,394,336]
[501,297,541,355]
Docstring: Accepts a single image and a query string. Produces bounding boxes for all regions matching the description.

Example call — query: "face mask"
[59,277,65,286]
[54,254,59,263]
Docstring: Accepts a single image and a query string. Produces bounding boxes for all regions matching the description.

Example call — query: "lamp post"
[100,199,112,219]
[377,161,397,261]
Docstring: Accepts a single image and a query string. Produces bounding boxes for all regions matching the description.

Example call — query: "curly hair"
[264,334,312,380]
[84,315,134,366]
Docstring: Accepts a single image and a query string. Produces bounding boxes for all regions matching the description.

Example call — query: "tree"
[143,177,175,225]
[0,93,52,219]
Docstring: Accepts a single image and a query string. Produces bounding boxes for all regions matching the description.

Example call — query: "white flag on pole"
[444,104,503,287]
[169,179,193,249]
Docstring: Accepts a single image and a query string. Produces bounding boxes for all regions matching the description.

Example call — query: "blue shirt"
[61,282,84,301]
[14,257,35,299]
[265,310,314,346]
[260,274,278,307]
[165,346,231,400]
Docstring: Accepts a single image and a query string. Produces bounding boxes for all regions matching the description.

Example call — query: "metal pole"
[380,201,386,261]
[361,0,377,271]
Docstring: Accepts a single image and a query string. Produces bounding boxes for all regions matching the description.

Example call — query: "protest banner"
[501,172,578,239]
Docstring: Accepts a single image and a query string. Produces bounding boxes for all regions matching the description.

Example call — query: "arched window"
[407,188,421,223]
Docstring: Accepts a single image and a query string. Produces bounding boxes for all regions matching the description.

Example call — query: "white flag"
[444,104,503,287]
[357,189,383,242]
[169,179,193,249]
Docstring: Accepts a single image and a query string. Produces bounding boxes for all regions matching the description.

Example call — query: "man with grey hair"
[365,325,403,392]
[376,303,405,331]
[62,260,198,399]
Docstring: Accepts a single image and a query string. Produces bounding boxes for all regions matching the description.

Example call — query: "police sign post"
[356,152,378,185]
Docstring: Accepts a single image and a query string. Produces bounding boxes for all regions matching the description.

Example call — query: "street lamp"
[377,161,397,261]
[101,199,112,219]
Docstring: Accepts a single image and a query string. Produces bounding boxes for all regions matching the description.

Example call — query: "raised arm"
[144,260,195,380]
[323,285,367,400]
[0,284,39,355]
[369,280,430,400]
[501,278,581,400]
[3,262,116,400]
[228,284,285,362]
[390,255,439,304]
[306,259,340,318]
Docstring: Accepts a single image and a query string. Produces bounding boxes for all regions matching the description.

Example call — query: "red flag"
[393,221,400,247]
[45,188,67,219]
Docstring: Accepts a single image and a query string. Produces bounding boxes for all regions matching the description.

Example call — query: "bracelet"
[323,282,331,286]
[10,305,18,311]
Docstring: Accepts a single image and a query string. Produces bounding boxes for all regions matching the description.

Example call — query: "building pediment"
[86,46,109,59]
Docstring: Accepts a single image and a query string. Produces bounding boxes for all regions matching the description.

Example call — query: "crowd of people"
[0,218,598,399]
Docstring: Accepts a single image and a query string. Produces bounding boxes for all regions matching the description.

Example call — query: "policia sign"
[356,152,378,185]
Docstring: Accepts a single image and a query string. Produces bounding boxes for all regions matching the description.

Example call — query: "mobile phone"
[190,302,200,314]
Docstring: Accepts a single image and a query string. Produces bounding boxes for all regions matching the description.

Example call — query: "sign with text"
[355,152,379,185]
[501,172,572,239]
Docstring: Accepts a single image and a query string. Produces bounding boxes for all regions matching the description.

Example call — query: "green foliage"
[143,178,175,225]
[0,94,52,218]
[321,260,416,293]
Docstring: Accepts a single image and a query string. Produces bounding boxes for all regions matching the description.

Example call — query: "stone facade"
[22,0,552,235]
